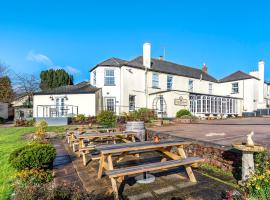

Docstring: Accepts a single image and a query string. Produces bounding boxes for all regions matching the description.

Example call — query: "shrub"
[125,108,157,122]
[15,119,27,127]
[71,115,96,125]
[243,151,270,199]
[0,117,4,124]
[74,114,87,123]
[9,143,56,171]
[16,168,53,186]
[96,111,117,127]
[176,109,192,118]
[35,120,48,140]
[15,119,36,127]
[26,119,35,126]
[13,184,107,200]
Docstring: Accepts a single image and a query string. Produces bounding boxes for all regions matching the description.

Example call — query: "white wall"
[0,102,8,119]
[33,93,97,117]
[146,71,217,95]
[120,66,147,113]
[90,66,121,114]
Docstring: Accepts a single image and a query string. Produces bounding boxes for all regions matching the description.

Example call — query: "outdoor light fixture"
[64,95,68,100]
[49,96,54,100]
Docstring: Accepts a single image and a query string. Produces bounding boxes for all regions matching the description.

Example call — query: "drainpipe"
[145,68,148,108]
[242,80,245,112]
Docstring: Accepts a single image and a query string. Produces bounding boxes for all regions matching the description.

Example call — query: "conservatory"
[189,94,240,116]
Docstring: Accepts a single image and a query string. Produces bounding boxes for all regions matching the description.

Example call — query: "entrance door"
[55,97,65,117]
[105,97,116,112]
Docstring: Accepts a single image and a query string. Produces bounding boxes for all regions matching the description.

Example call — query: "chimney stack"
[202,63,208,73]
[143,42,151,69]
[158,55,164,60]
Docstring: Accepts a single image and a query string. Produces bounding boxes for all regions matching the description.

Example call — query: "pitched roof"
[34,82,99,95]
[126,56,217,82]
[96,57,127,67]
[219,70,259,83]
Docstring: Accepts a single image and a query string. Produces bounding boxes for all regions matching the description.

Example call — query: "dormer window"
[104,69,115,86]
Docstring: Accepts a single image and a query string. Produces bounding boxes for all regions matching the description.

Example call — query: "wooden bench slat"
[100,140,189,154]
[105,157,204,178]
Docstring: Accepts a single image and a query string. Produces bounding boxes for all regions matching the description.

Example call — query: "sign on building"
[174,96,188,106]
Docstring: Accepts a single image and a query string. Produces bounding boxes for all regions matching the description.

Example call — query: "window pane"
[129,95,135,111]
[93,71,96,86]
[209,83,213,94]
[152,73,159,88]
[232,82,239,93]
[167,76,173,90]
[104,69,115,85]
[188,80,193,92]
[106,98,115,112]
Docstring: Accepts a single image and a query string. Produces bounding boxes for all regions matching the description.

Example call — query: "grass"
[0,126,66,200]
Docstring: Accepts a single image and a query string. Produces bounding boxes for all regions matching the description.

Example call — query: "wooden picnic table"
[77,131,138,166]
[66,127,121,143]
[96,140,204,199]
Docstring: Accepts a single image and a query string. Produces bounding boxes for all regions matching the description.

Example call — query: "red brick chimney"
[202,63,208,73]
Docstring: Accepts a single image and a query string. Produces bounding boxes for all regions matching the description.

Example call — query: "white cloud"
[66,65,80,74]
[27,51,53,65]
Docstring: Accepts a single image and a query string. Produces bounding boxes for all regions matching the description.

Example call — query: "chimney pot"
[202,63,208,73]
[159,56,164,60]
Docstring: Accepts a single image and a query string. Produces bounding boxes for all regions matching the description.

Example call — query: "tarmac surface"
[150,117,270,150]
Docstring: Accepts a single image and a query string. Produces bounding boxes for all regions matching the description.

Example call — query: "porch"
[36,105,78,118]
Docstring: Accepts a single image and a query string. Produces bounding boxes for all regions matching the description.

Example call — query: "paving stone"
[175,182,197,189]
[153,186,175,195]
[128,192,153,200]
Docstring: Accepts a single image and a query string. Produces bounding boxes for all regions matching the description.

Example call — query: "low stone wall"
[146,129,242,174]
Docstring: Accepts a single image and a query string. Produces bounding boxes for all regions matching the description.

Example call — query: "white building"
[33,43,270,122]
[33,81,102,119]
[90,43,270,118]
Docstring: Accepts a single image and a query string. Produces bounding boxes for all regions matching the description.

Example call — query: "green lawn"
[0,126,66,200]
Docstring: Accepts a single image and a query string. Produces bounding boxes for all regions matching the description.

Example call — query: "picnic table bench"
[66,127,120,143]
[97,140,204,200]
[78,131,137,165]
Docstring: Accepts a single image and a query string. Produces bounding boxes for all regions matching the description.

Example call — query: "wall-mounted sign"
[174,96,188,106]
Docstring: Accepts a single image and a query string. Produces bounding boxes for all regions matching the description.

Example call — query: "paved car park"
[150,117,270,150]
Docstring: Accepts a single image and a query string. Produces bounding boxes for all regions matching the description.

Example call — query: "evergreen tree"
[0,76,14,103]
[39,69,74,90]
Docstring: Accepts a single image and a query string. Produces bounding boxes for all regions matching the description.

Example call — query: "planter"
[126,121,145,141]
[174,118,191,124]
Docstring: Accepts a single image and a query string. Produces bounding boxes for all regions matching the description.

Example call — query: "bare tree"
[0,61,9,77]
[13,73,40,107]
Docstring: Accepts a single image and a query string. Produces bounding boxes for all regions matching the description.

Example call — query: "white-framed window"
[232,82,239,94]
[93,71,96,86]
[105,97,115,112]
[209,83,213,94]
[167,75,173,90]
[104,69,115,86]
[188,79,193,92]
[129,95,135,111]
[152,73,159,88]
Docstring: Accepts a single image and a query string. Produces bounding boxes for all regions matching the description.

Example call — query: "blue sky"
[0,0,270,83]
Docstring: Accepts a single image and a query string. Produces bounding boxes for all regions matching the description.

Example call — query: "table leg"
[177,147,197,183]
[97,154,105,179]
[107,154,119,200]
